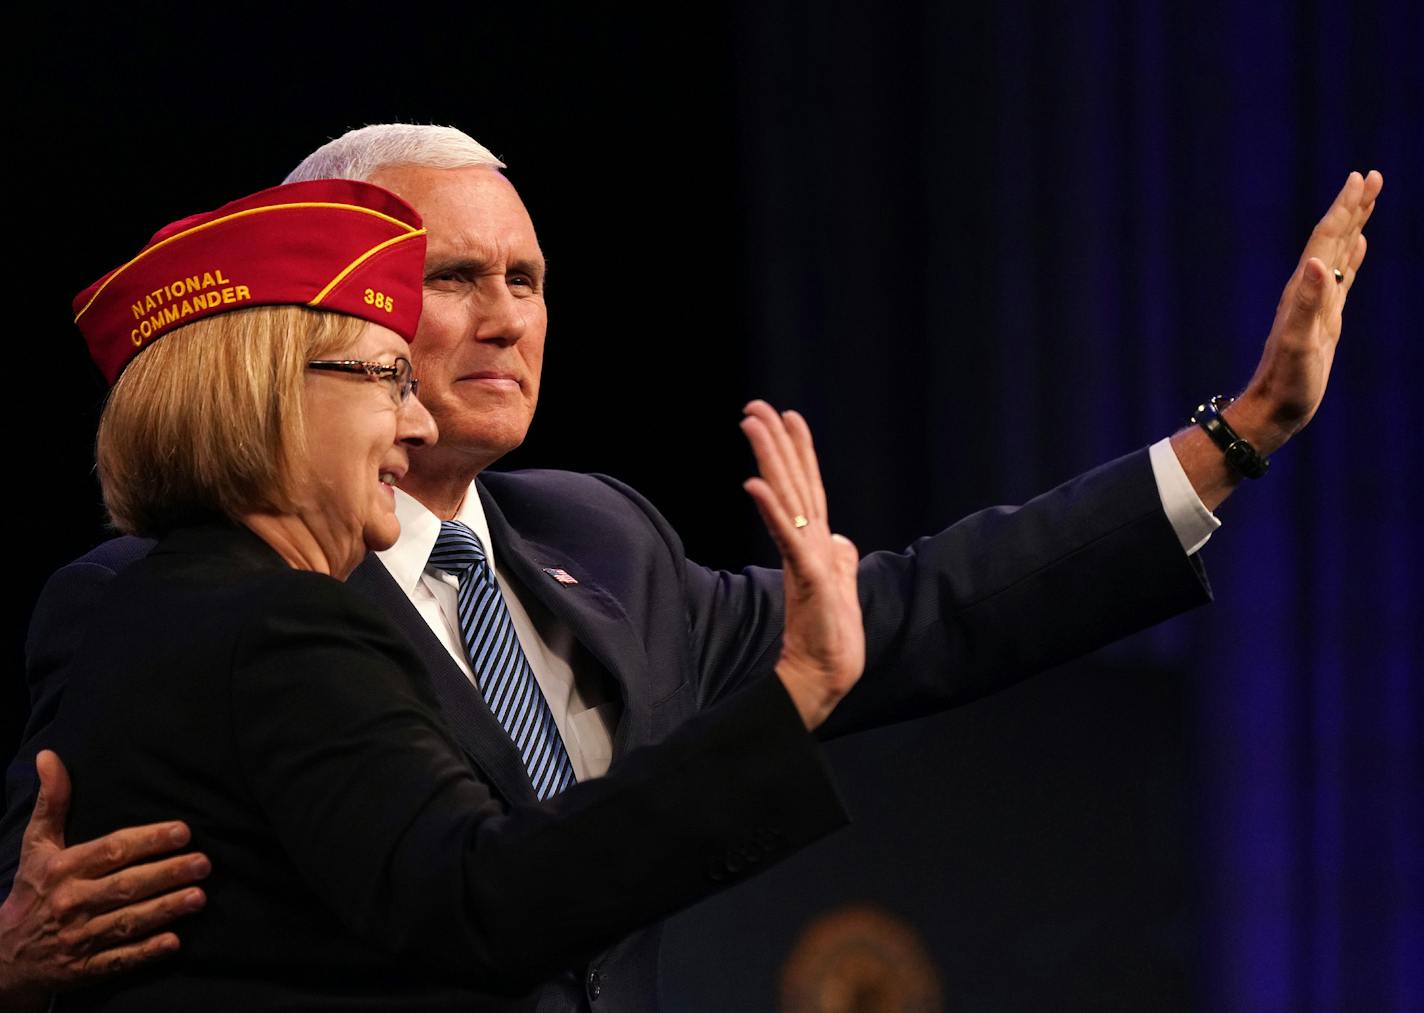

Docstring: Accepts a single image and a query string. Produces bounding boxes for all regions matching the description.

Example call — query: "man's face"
[369,165,547,473]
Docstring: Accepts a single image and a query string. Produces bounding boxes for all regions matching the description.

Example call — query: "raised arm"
[679,171,1385,733]
[740,400,864,730]
[1173,169,1384,509]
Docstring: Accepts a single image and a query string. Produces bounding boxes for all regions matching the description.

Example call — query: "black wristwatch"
[1191,395,1270,479]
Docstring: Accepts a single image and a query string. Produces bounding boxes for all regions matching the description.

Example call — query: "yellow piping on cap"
[74,202,421,323]
[308,229,428,307]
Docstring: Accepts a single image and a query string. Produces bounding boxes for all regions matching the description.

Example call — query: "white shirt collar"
[376,483,497,592]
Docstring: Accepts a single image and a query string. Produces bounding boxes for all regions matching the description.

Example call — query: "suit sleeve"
[612,448,1213,737]
[2,559,127,897]
[229,574,846,994]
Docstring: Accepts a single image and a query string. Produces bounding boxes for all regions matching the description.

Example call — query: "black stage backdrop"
[7,3,1420,1010]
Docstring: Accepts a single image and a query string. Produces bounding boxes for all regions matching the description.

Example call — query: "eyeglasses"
[307,357,420,404]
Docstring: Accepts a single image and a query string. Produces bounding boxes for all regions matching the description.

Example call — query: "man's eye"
[509,275,533,289]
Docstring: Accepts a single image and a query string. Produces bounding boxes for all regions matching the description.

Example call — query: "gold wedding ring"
[793,515,809,529]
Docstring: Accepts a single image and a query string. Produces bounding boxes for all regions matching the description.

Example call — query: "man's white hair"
[284,124,505,184]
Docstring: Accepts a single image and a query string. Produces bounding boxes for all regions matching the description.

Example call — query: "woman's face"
[301,322,437,569]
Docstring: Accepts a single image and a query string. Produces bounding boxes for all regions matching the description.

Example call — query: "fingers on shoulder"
[81,887,205,952]
[89,852,210,912]
[75,931,182,981]
[63,822,192,880]
[27,751,73,837]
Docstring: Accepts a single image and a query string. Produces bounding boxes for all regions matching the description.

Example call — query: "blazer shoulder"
[479,468,679,545]
[27,536,156,682]
[480,467,651,511]
[207,563,400,637]
[28,535,156,640]
[70,534,157,572]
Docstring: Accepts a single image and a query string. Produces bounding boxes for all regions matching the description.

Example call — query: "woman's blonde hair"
[97,305,366,536]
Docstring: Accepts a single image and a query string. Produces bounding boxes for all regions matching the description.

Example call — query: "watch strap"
[1191,395,1270,479]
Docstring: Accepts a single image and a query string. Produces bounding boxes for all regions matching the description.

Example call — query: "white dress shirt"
[376,487,619,780]
[1149,437,1222,554]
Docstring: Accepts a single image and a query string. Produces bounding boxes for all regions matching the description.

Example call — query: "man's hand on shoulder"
[1174,169,1384,511]
[0,751,209,1010]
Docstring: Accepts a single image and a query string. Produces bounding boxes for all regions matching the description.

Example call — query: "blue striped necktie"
[429,519,577,799]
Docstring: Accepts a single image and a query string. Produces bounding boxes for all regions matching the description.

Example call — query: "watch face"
[1226,441,1269,479]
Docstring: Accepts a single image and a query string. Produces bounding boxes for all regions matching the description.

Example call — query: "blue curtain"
[728,1,1421,1006]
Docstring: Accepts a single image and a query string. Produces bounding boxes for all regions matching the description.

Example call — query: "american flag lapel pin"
[542,567,579,586]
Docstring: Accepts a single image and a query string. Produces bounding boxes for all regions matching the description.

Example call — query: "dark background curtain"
[7,2,1418,1009]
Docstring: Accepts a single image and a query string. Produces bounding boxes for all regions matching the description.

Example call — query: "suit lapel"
[477,482,655,759]
[346,554,538,806]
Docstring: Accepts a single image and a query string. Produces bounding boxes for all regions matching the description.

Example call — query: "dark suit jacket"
[3,448,1210,1010]
[37,522,846,1011]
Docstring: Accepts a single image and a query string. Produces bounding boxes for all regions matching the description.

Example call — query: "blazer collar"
[151,521,288,571]
[348,551,539,807]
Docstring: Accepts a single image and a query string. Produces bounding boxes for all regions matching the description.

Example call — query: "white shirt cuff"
[1148,437,1221,556]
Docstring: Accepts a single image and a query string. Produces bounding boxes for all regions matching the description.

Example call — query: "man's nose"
[470,280,529,346]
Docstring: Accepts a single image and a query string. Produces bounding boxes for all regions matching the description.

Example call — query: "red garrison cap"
[73,179,427,385]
